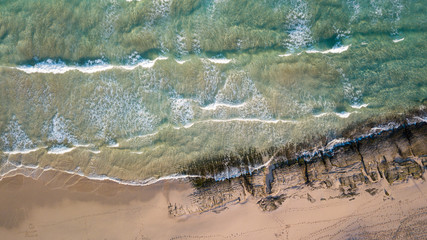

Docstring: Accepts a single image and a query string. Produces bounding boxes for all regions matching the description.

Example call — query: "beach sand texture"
[0,169,426,240]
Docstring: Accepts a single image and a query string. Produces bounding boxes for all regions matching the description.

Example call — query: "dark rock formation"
[172,120,426,215]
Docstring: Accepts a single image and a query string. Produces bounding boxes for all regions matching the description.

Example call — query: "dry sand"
[0,170,426,240]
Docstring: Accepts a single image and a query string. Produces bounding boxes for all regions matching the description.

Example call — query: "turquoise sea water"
[0,0,426,181]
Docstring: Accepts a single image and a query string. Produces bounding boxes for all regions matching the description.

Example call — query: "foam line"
[3,148,43,155]
[0,165,203,187]
[393,38,404,43]
[206,58,232,64]
[15,57,169,74]
[280,45,351,57]
[47,146,76,154]
[351,103,369,109]
[177,118,297,129]
[314,112,354,118]
[200,102,247,110]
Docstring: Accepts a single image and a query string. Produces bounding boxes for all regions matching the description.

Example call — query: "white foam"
[15,57,168,74]
[307,45,350,54]
[206,58,232,64]
[314,112,354,118]
[120,56,168,70]
[305,49,322,54]
[213,167,244,181]
[369,122,400,134]
[325,138,350,150]
[323,45,350,54]
[47,114,77,144]
[175,59,188,64]
[1,116,35,152]
[86,81,159,140]
[278,53,293,57]
[88,150,101,154]
[313,112,329,118]
[351,103,369,109]
[107,143,119,148]
[285,0,313,51]
[183,122,195,129]
[3,148,42,155]
[0,164,203,187]
[74,143,92,147]
[413,116,427,122]
[131,151,144,155]
[47,146,76,154]
[279,45,350,57]
[393,38,404,43]
[16,59,113,74]
[76,64,114,73]
[200,102,247,111]
[335,112,352,118]
[171,98,194,125]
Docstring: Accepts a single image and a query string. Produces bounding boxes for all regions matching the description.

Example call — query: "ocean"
[0,0,426,183]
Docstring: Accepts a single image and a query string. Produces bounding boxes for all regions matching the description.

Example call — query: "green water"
[0,0,426,180]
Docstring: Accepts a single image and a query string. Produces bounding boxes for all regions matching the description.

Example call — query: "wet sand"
[0,170,426,240]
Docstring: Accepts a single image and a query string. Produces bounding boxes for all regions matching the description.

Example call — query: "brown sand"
[0,170,426,240]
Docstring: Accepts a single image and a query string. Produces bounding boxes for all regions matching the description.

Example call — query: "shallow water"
[0,0,426,181]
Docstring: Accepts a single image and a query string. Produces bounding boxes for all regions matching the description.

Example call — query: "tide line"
[0,165,203,187]
[3,147,44,155]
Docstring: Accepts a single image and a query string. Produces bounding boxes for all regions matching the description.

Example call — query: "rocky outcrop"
[170,121,426,215]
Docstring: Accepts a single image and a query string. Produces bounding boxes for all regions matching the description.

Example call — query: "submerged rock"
[176,120,426,213]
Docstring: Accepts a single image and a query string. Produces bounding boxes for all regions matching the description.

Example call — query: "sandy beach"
[0,169,425,240]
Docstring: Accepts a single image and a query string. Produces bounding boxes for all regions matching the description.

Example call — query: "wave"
[15,57,168,74]
[306,45,351,54]
[393,38,405,43]
[107,142,120,148]
[47,146,76,154]
[16,59,113,74]
[3,147,43,155]
[175,59,188,64]
[200,102,247,111]
[276,116,427,163]
[13,56,234,74]
[88,150,101,154]
[313,111,354,118]
[351,103,369,109]
[2,145,100,156]
[205,58,233,64]
[279,45,351,57]
[1,116,425,186]
[278,53,293,57]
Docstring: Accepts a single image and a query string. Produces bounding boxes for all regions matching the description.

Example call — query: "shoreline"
[0,112,426,239]
[1,111,426,187]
